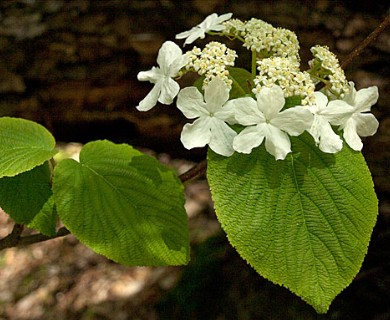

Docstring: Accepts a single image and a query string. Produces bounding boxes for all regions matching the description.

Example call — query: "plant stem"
[341,13,390,69]
[0,225,70,251]
[251,50,257,78]
[179,159,207,184]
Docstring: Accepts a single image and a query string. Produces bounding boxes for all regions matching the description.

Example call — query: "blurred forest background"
[0,0,389,319]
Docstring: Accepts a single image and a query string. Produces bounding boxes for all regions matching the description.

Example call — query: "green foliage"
[28,195,58,237]
[0,162,52,224]
[52,140,189,266]
[207,132,378,313]
[0,117,57,178]
[227,67,254,99]
[0,113,380,313]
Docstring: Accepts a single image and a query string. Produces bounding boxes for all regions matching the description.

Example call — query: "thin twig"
[179,159,207,183]
[0,226,70,251]
[340,14,390,69]
[0,223,24,250]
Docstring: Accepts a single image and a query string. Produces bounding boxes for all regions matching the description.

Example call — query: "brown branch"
[179,159,207,183]
[0,223,24,250]
[0,226,70,251]
[340,14,390,69]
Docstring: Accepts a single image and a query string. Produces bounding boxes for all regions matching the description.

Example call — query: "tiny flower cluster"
[136,13,379,160]
[184,41,237,89]
[254,57,315,105]
[223,18,300,62]
[308,45,350,97]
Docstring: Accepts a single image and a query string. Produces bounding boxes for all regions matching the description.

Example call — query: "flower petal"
[256,86,285,118]
[313,91,328,110]
[271,106,313,136]
[343,119,363,151]
[213,13,233,27]
[264,125,291,160]
[136,82,162,111]
[204,78,230,113]
[354,86,379,112]
[137,67,162,83]
[157,41,184,74]
[309,116,343,153]
[322,100,353,125]
[177,87,207,119]
[233,97,265,126]
[215,100,237,124]
[169,54,188,77]
[199,13,219,29]
[208,118,237,156]
[354,113,379,137]
[158,78,180,105]
[180,117,212,149]
[175,29,192,39]
[201,12,232,30]
[233,125,265,154]
[176,13,232,46]
[177,27,205,46]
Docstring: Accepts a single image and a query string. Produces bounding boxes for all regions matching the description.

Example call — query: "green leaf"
[227,67,254,99]
[53,140,189,266]
[28,195,58,237]
[284,95,303,109]
[0,162,52,224]
[207,133,378,313]
[0,117,57,178]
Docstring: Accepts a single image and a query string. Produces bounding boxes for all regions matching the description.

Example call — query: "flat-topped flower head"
[232,85,314,160]
[176,13,233,46]
[253,57,315,105]
[184,41,237,89]
[176,78,237,156]
[334,82,379,151]
[307,92,353,153]
[239,18,300,62]
[136,41,188,111]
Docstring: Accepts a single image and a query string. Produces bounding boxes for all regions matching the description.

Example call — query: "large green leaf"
[207,133,378,313]
[28,195,58,237]
[53,140,189,266]
[0,117,57,178]
[0,162,52,224]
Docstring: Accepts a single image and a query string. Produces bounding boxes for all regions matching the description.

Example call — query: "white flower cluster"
[309,45,350,97]
[184,42,237,89]
[136,13,379,160]
[253,57,315,105]
[223,18,300,62]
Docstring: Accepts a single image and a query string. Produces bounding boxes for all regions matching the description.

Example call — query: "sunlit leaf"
[0,117,56,178]
[207,133,378,313]
[53,140,189,266]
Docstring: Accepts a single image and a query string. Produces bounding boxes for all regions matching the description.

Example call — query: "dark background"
[0,1,389,319]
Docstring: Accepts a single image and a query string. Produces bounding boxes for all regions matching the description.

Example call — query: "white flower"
[335,82,379,151]
[136,41,188,111]
[175,13,232,46]
[307,92,352,153]
[232,86,313,160]
[176,78,237,156]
